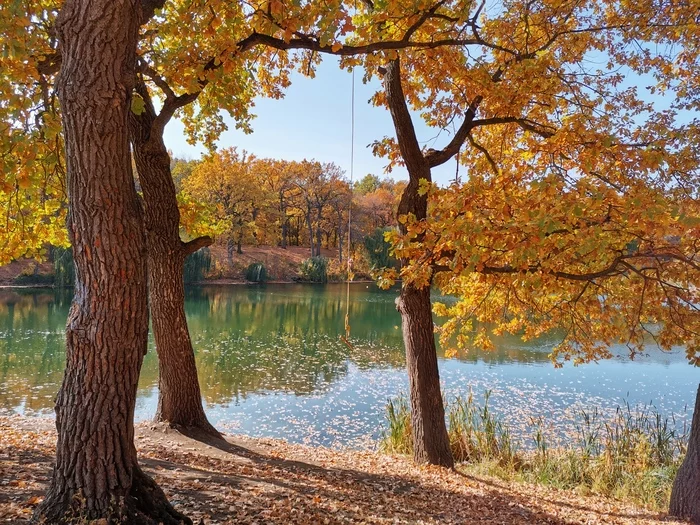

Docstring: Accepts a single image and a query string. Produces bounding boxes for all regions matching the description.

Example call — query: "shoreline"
[0,279,380,289]
[0,414,689,524]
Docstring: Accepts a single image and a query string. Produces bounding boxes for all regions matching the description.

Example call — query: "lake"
[0,283,697,449]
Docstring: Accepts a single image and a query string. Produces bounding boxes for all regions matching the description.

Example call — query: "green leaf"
[131,93,146,116]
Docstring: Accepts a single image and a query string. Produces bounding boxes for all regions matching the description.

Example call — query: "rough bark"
[280,200,288,248]
[34,0,190,522]
[669,384,700,523]
[386,57,454,468]
[129,83,218,436]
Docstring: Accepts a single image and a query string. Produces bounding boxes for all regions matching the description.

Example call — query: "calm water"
[0,284,697,448]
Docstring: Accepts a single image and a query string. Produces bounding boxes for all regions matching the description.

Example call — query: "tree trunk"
[316,206,323,257]
[669,384,700,523]
[385,57,453,468]
[34,0,190,522]
[129,84,218,436]
[306,209,314,257]
[227,238,235,265]
[280,197,288,248]
[338,226,344,264]
[397,285,454,467]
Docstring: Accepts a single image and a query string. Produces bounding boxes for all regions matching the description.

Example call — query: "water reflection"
[0,284,696,448]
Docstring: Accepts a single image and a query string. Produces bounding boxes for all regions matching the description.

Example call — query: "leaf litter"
[0,415,689,524]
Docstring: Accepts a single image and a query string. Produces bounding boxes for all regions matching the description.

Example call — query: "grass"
[380,391,688,511]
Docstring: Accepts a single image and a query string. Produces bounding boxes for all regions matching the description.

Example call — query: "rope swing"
[340,60,356,351]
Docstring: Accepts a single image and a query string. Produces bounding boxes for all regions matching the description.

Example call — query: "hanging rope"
[341,58,356,351]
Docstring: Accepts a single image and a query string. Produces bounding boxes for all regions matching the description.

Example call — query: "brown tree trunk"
[397,285,453,467]
[338,225,344,264]
[227,238,235,264]
[669,384,700,523]
[306,209,314,256]
[129,84,218,437]
[386,57,453,468]
[280,201,288,248]
[316,206,323,257]
[34,0,190,522]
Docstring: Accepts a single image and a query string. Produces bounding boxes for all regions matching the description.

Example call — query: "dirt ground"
[0,259,53,286]
[206,244,340,282]
[0,415,688,524]
[0,245,340,285]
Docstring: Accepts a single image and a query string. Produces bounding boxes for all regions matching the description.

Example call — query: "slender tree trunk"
[306,209,314,256]
[129,84,218,436]
[34,0,190,522]
[386,58,453,468]
[669,384,700,523]
[316,206,323,256]
[338,225,344,264]
[227,237,235,265]
[279,197,287,248]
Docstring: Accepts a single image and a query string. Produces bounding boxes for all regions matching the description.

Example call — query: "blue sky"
[163,57,459,186]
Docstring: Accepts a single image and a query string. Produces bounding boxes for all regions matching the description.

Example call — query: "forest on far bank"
[3,158,406,286]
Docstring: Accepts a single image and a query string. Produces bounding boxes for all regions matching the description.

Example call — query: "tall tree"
[34,0,188,521]
[129,82,219,436]
[183,148,261,261]
[364,0,700,471]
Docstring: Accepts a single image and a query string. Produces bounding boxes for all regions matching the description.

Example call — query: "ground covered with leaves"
[0,415,689,524]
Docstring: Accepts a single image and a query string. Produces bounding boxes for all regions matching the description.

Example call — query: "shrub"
[299,256,328,283]
[53,247,75,288]
[13,261,55,286]
[363,227,397,270]
[245,262,267,283]
[183,247,212,283]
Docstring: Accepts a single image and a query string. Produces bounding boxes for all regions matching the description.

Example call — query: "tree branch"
[182,236,213,256]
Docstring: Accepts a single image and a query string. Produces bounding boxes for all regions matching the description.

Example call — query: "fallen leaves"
[0,415,691,524]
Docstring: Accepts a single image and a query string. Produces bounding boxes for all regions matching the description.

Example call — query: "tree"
[184,148,262,261]
[326,175,353,262]
[255,158,296,248]
[354,173,382,195]
[343,0,700,468]
[292,160,341,257]
[130,82,219,436]
[33,0,188,521]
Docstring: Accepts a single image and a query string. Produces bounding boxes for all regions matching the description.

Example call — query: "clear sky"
[163,57,459,186]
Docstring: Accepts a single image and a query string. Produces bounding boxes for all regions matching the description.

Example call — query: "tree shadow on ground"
[0,425,685,524]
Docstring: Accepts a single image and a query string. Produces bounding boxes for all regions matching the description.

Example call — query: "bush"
[183,247,212,283]
[363,227,397,269]
[299,256,328,283]
[245,262,267,283]
[53,247,75,288]
[13,261,55,286]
